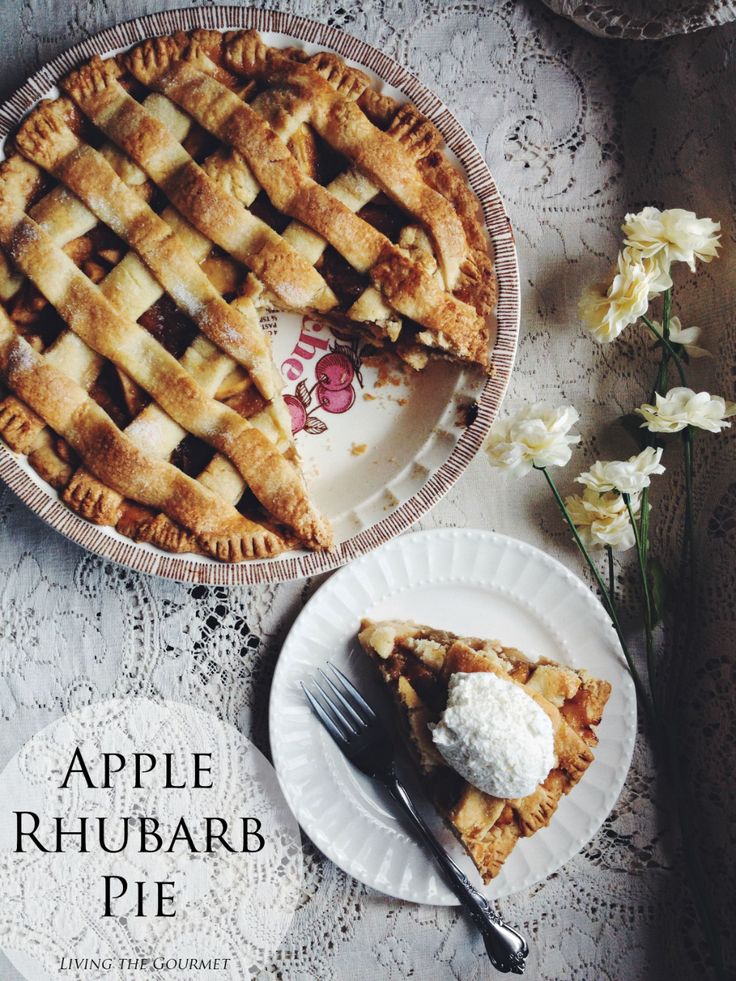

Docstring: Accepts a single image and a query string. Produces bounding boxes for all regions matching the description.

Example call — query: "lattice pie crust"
[0,30,495,561]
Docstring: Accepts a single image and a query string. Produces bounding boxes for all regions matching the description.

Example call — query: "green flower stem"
[536,465,650,712]
[606,545,615,605]
[662,286,672,334]
[624,493,656,710]
[648,333,671,404]
[642,307,673,578]
[641,315,688,385]
[639,484,650,573]
[650,345,670,401]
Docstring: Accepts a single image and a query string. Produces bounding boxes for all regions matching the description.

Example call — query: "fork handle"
[388,775,528,975]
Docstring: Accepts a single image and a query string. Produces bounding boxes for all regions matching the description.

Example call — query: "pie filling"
[0,29,496,562]
[358,619,611,882]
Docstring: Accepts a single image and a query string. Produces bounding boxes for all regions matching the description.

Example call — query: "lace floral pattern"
[0,1,734,978]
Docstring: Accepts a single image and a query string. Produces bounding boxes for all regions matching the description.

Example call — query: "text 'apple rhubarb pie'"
[0,29,495,562]
[358,619,611,882]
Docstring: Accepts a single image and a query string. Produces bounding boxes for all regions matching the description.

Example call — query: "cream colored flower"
[579,251,662,343]
[577,447,665,495]
[640,251,676,296]
[655,315,711,359]
[565,488,640,551]
[637,387,736,434]
[622,207,721,272]
[484,404,580,476]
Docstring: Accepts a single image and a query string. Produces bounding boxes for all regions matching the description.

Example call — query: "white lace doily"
[0,2,734,979]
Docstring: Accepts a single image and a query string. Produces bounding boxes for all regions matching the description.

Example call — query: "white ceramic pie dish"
[0,7,520,583]
[270,528,637,903]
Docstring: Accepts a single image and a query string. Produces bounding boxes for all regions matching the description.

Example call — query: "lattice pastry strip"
[228,39,494,342]
[224,32,467,289]
[59,57,337,316]
[50,43,477,507]
[119,38,489,363]
[16,101,280,400]
[0,160,330,552]
[179,40,446,344]
[14,99,295,447]
[0,149,279,535]
[1,87,322,551]
[0,303,285,558]
[11,60,327,435]
[3,99,302,547]
[215,48,446,338]
[63,34,490,363]
[0,122,196,462]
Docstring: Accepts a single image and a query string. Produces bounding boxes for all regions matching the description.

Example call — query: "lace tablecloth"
[0,2,734,979]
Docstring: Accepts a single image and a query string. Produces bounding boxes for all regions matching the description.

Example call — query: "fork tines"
[302,662,375,745]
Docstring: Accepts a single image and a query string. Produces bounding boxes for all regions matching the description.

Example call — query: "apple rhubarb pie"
[0,29,495,561]
[358,619,611,881]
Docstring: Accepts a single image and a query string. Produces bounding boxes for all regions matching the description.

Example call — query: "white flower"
[637,387,736,434]
[655,315,710,359]
[622,207,721,272]
[565,488,640,551]
[577,447,665,495]
[484,404,580,476]
[579,251,664,343]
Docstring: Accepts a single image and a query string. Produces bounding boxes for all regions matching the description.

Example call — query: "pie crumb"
[350,442,367,456]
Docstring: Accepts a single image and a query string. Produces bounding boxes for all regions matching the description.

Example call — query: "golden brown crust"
[123,39,489,362]
[386,104,444,161]
[28,435,75,490]
[0,28,497,561]
[224,32,469,289]
[61,61,337,314]
[358,619,611,882]
[418,151,497,318]
[307,51,371,100]
[16,102,279,400]
[63,469,122,525]
[0,393,44,452]
[0,307,288,558]
[0,198,329,549]
[117,507,201,556]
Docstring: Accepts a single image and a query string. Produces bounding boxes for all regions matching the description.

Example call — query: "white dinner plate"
[269,527,637,904]
[0,7,519,584]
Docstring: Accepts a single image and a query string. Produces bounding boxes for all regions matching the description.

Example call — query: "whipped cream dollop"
[430,672,555,799]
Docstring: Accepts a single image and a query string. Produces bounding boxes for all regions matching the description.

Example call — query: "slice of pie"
[358,619,611,881]
[0,29,495,561]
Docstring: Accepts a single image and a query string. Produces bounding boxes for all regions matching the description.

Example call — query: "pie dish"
[358,618,612,882]
[0,26,496,564]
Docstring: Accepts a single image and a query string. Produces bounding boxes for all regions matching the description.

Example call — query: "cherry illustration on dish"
[315,351,355,391]
[315,383,356,413]
[284,338,365,435]
[284,394,308,434]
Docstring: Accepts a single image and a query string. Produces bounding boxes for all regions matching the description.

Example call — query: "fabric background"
[542,0,736,39]
[0,2,734,979]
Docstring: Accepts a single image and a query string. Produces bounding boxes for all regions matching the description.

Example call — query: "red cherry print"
[315,383,355,413]
[284,394,307,433]
[315,352,355,391]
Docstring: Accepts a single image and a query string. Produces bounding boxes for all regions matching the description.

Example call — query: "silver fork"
[303,663,529,975]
